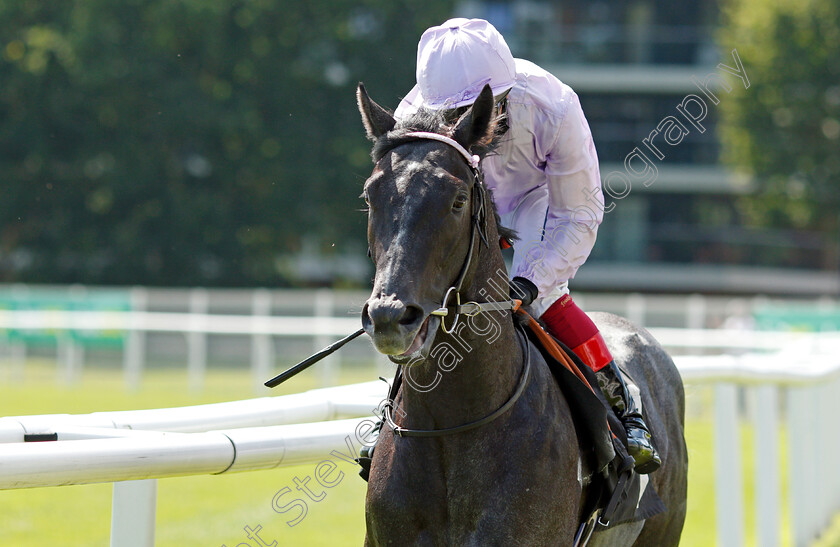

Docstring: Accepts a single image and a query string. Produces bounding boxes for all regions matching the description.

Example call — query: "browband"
[403,131,480,169]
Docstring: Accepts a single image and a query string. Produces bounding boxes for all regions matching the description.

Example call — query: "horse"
[356,82,687,546]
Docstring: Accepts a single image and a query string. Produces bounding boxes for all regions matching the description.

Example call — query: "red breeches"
[539,294,613,371]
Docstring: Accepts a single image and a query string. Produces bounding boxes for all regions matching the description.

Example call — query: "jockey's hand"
[509,277,538,307]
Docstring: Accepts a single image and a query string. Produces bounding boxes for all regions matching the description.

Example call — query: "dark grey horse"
[357,82,687,546]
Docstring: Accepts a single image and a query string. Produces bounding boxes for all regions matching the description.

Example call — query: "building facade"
[454,0,838,295]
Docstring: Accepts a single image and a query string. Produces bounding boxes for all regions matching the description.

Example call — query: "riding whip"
[264,328,365,388]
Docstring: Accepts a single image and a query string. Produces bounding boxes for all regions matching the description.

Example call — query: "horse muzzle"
[362,296,439,362]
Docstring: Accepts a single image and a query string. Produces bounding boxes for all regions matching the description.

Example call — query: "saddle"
[514,309,666,542]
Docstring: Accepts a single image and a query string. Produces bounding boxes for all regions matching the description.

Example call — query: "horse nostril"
[364,299,424,333]
[362,302,378,334]
[399,305,424,328]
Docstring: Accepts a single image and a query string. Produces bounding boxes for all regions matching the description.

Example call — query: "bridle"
[401,131,522,335]
[377,130,531,438]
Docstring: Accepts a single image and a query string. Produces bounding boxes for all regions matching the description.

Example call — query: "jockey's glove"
[509,277,538,307]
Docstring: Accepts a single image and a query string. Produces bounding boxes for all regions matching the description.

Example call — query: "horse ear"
[357,83,396,141]
[452,84,496,151]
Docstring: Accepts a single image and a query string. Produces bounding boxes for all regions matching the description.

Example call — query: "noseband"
[401,132,521,334]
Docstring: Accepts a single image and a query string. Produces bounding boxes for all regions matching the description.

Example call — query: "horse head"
[356,83,501,364]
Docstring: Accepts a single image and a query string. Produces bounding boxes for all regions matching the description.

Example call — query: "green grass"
[0,359,372,547]
[0,360,832,546]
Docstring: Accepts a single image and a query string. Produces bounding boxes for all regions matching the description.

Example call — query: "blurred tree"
[0,0,452,286]
[718,0,840,269]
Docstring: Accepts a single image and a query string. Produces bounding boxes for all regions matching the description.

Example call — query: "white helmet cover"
[415,18,516,110]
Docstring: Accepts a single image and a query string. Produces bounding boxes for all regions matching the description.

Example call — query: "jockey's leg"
[540,294,662,474]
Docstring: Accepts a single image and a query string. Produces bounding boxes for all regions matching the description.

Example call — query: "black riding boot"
[596,361,661,474]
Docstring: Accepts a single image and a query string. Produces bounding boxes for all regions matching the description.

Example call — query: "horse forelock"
[370,107,503,164]
[370,108,449,163]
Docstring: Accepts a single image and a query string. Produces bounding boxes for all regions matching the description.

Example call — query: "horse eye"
[453,195,468,211]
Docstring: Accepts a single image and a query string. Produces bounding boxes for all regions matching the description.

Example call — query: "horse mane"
[370,107,518,244]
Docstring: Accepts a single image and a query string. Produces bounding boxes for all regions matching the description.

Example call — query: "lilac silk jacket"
[396,58,605,315]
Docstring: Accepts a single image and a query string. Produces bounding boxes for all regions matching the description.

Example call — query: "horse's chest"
[366,413,580,545]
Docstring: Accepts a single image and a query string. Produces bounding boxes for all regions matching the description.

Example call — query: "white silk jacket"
[395,58,605,314]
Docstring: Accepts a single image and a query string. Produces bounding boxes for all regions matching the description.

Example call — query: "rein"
[383,323,531,437]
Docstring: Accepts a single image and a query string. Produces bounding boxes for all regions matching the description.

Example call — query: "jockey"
[395,18,661,473]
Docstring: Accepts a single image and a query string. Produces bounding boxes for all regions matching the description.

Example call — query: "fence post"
[9,341,26,383]
[187,288,209,394]
[64,284,88,384]
[58,335,81,385]
[815,382,834,535]
[831,375,840,516]
[754,384,780,547]
[315,290,337,387]
[0,334,6,383]
[110,479,156,547]
[686,293,706,330]
[714,382,744,547]
[788,385,814,547]
[124,287,147,391]
[251,289,273,393]
[685,294,707,357]
[626,293,645,327]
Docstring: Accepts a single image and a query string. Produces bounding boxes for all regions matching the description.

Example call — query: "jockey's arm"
[512,91,604,305]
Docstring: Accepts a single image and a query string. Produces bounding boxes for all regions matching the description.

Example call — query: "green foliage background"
[4,0,840,286]
[717,0,840,268]
[0,0,451,286]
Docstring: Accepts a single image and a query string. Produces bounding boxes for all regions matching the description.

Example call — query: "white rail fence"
[2,286,837,392]
[2,289,840,545]
[0,381,385,547]
[679,353,840,547]
[2,346,840,546]
[0,307,367,392]
[3,304,840,392]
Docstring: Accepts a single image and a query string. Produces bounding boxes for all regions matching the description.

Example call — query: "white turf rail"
[0,380,384,443]
[0,381,384,489]
[0,419,368,489]
[0,309,361,336]
[1,354,838,489]
[2,347,840,546]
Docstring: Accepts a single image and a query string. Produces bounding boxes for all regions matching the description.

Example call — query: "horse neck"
[398,222,525,429]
